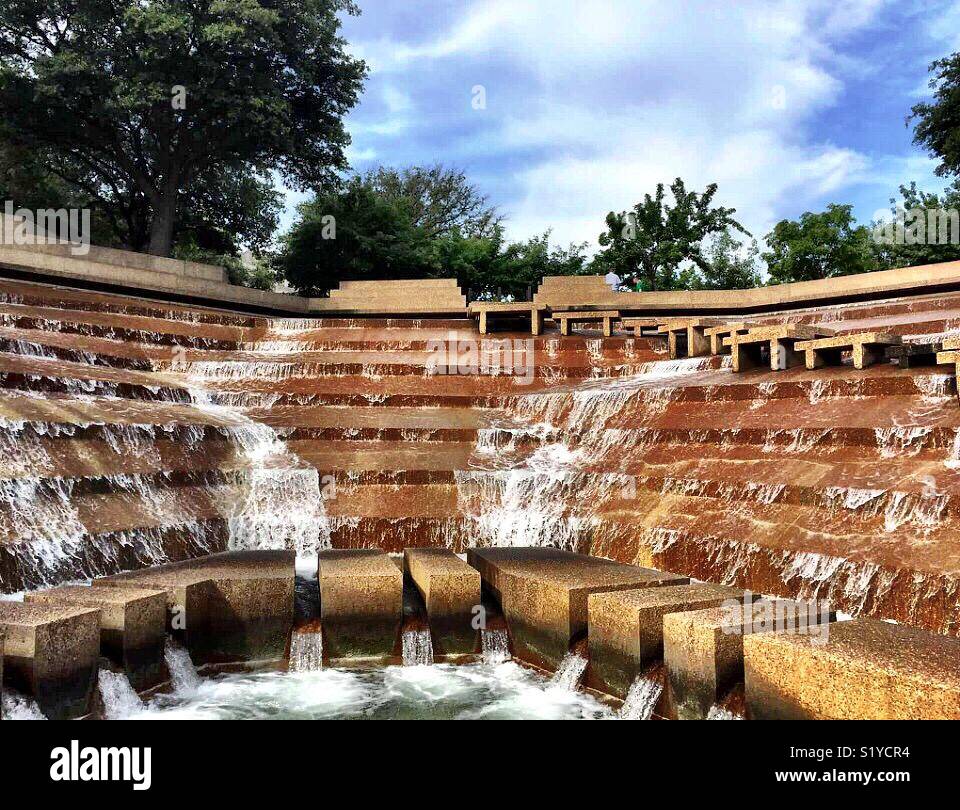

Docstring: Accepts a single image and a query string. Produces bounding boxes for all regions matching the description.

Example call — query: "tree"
[763,204,882,284]
[682,230,762,290]
[280,179,433,295]
[364,164,500,238]
[0,0,366,256]
[280,172,591,299]
[911,53,960,178]
[595,178,748,290]
[871,181,960,268]
[434,227,590,300]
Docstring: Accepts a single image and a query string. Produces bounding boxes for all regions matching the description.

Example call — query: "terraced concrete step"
[248,404,506,431]
[663,599,834,719]
[0,301,252,344]
[0,278,263,327]
[97,550,294,665]
[0,390,252,429]
[0,435,247,481]
[0,352,192,401]
[586,582,744,699]
[589,508,960,633]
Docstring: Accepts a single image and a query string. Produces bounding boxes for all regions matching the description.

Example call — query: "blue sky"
[282,0,960,251]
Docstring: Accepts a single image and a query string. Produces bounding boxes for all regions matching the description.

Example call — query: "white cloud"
[320,0,949,246]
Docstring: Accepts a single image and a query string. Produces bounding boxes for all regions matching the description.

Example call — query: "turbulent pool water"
[121,662,614,720]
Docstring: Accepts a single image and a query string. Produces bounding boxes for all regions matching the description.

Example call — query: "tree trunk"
[147,198,176,257]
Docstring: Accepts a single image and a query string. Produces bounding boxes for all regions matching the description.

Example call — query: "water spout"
[164,639,201,694]
[402,629,434,666]
[98,669,144,719]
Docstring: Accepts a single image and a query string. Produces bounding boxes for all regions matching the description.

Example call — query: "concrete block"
[665,598,832,720]
[25,585,167,692]
[587,582,744,699]
[319,549,402,659]
[95,568,216,663]
[404,548,481,655]
[0,602,100,720]
[98,550,295,664]
[467,547,688,670]
[745,617,960,719]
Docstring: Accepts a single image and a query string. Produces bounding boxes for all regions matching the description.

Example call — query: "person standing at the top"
[603,270,621,291]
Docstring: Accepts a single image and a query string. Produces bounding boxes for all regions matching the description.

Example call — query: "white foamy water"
[128,662,612,720]
[187,390,331,557]
[1,689,46,719]
[289,631,323,672]
[550,652,588,691]
[402,629,435,666]
[165,639,201,694]
[706,705,742,720]
[619,675,663,720]
[481,629,511,664]
[98,670,144,719]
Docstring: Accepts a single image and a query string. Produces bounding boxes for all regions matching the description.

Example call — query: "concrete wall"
[5,226,960,317]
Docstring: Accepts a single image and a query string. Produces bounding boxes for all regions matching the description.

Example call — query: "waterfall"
[481,629,511,664]
[619,669,665,720]
[98,669,144,719]
[706,705,742,720]
[457,355,725,551]
[185,391,330,558]
[164,639,201,693]
[1,689,46,719]
[289,627,324,672]
[550,652,588,691]
[402,629,435,666]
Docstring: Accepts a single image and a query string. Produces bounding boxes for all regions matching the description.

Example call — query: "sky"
[281,0,960,251]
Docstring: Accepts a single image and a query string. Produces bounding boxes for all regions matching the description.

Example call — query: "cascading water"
[550,652,588,691]
[98,669,144,719]
[1,688,46,719]
[619,666,666,720]
[164,639,201,693]
[457,355,725,552]
[481,629,511,664]
[171,331,332,560]
[706,705,742,720]
[289,623,324,672]
[402,629,435,666]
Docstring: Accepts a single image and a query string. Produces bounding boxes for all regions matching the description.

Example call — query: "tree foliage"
[0,0,366,255]
[682,231,762,290]
[911,53,960,178]
[363,164,500,238]
[595,178,748,291]
[762,204,882,284]
[279,169,589,298]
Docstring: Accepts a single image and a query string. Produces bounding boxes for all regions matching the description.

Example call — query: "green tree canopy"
[681,230,762,290]
[0,0,366,256]
[280,170,589,299]
[363,164,500,238]
[871,181,960,269]
[911,53,960,178]
[595,178,748,291]
[280,178,432,295]
[763,204,882,284]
